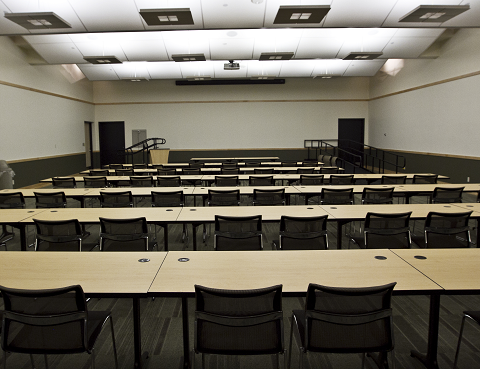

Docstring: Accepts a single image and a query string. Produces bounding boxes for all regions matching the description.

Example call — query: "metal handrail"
[123,137,166,164]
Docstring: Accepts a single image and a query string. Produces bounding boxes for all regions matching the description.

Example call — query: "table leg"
[133,297,149,369]
[192,223,198,251]
[182,296,191,369]
[163,223,169,251]
[410,294,440,369]
[19,224,27,251]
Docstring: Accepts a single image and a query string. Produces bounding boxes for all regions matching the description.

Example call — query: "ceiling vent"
[140,8,194,26]
[399,5,470,23]
[274,5,330,24]
[172,54,206,62]
[84,56,122,64]
[259,52,294,61]
[4,12,71,29]
[343,52,383,60]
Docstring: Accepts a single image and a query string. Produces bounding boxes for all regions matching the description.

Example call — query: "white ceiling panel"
[134,0,203,30]
[146,62,183,79]
[295,37,344,59]
[180,61,215,79]
[202,0,265,29]
[111,62,151,79]
[336,36,392,59]
[324,0,397,27]
[210,37,255,60]
[74,41,127,61]
[246,61,282,77]
[343,60,385,76]
[121,40,169,61]
[78,64,120,80]
[29,42,85,64]
[252,35,301,59]
[23,34,73,44]
[264,0,331,28]
[382,36,438,59]
[311,60,350,76]
[279,60,317,77]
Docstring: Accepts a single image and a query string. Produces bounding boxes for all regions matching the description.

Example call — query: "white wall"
[93,77,370,149]
[0,37,94,162]
[368,29,480,157]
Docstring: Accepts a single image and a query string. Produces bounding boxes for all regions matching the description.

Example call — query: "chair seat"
[464,311,480,324]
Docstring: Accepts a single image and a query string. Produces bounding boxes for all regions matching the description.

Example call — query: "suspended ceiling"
[0,0,478,81]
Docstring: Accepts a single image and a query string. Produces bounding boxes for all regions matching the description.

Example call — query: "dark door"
[99,121,125,167]
[338,118,365,165]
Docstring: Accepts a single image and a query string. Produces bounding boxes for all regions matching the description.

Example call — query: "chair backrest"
[413,174,438,184]
[34,191,67,208]
[249,175,274,186]
[278,215,328,250]
[52,177,76,189]
[432,186,464,203]
[253,188,286,206]
[189,163,204,169]
[84,176,108,188]
[254,168,274,174]
[381,175,407,185]
[109,164,124,169]
[299,175,324,186]
[302,159,318,166]
[156,176,181,187]
[320,188,354,205]
[281,160,297,167]
[208,189,240,206]
[194,284,283,355]
[363,212,412,249]
[158,168,177,175]
[33,218,82,251]
[100,191,133,208]
[424,211,472,248]
[329,174,354,185]
[151,190,184,207]
[245,161,260,167]
[214,175,239,187]
[222,163,238,169]
[319,167,339,174]
[129,176,154,187]
[303,282,396,353]
[361,187,394,204]
[151,164,164,169]
[297,168,314,174]
[183,168,201,176]
[0,192,25,209]
[99,217,149,251]
[133,164,147,169]
[214,215,263,250]
[115,168,134,176]
[0,284,89,355]
[89,169,109,176]
[330,156,339,167]
[221,168,240,174]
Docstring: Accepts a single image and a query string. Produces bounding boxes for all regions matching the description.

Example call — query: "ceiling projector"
[224,60,240,70]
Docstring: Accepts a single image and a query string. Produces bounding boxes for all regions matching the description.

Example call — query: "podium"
[150,149,170,164]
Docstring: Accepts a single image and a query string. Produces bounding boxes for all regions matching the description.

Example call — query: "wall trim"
[388,149,480,161]
[0,80,94,105]
[95,99,368,106]
[169,148,307,152]
[7,152,85,164]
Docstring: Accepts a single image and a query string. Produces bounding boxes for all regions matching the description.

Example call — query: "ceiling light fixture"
[4,12,71,29]
[274,5,330,24]
[399,5,470,23]
[83,56,122,64]
[172,54,206,62]
[343,52,383,60]
[139,8,194,26]
[251,0,264,4]
[259,52,294,61]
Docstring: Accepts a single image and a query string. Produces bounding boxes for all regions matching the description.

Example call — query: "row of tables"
[1,248,480,369]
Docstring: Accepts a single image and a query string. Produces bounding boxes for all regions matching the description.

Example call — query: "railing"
[304,139,363,173]
[124,137,166,164]
[304,139,406,174]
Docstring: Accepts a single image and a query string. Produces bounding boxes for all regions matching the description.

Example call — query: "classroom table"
[41,175,204,187]
[190,156,279,162]
[149,249,442,369]
[0,188,97,207]
[0,251,167,369]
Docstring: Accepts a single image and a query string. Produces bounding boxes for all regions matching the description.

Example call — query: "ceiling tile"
[78,64,120,80]
[343,60,385,76]
[210,37,255,60]
[121,40,169,61]
[30,42,85,64]
[324,0,397,27]
[202,0,265,29]
[146,62,183,79]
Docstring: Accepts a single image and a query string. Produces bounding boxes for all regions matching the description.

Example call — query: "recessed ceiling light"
[251,0,264,4]
[4,12,71,29]
[186,76,211,81]
[399,5,470,23]
[274,5,330,24]
[259,52,294,61]
[84,56,122,64]
[251,75,276,80]
[139,8,194,26]
[172,54,206,62]
[122,77,149,82]
[343,52,383,60]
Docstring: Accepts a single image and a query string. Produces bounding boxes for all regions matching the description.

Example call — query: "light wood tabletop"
[0,188,97,197]
[192,185,301,195]
[191,156,279,162]
[41,175,204,183]
[0,209,46,223]
[86,187,195,196]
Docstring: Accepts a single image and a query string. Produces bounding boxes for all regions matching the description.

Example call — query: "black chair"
[319,167,339,174]
[273,215,328,250]
[454,310,480,369]
[157,176,181,187]
[214,175,239,187]
[221,168,240,175]
[194,284,284,369]
[281,160,298,167]
[0,284,118,369]
[129,176,154,187]
[158,168,177,176]
[34,191,67,208]
[84,176,108,188]
[89,169,109,176]
[151,190,187,241]
[182,168,202,186]
[330,174,354,185]
[214,215,263,250]
[252,188,286,206]
[296,168,314,174]
[99,217,156,251]
[133,163,147,169]
[361,187,394,204]
[0,192,26,249]
[99,191,133,208]
[412,174,439,203]
[320,188,354,205]
[249,175,274,186]
[189,163,204,169]
[412,211,473,248]
[289,282,397,369]
[52,177,76,188]
[151,164,164,169]
[207,189,240,206]
[431,186,464,203]
[222,163,238,170]
[109,164,124,169]
[350,212,412,249]
[115,168,134,176]
[302,159,318,166]
[299,174,324,186]
[245,161,260,167]
[33,218,83,251]
[381,175,407,185]
[254,168,274,174]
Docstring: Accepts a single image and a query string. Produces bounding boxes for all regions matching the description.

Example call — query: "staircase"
[124,137,166,164]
